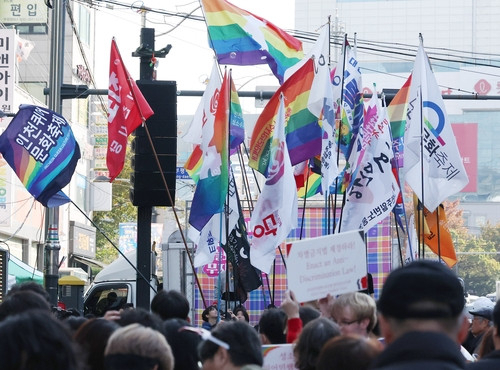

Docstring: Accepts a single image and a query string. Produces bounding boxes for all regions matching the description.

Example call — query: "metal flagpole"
[45,0,66,306]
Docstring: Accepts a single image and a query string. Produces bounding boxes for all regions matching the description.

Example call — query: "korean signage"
[176,166,191,179]
[287,230,367,303]
[262,344,297,370]
[69,221,96,258]
[119,222,164,254]
[0,0,47,24]
[0,29,15,114]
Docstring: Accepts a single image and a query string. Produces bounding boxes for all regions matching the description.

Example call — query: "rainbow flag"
[189,70,230,233]
[297,171,321,198]
[229,75,244,152]
[184,144,203,183]
[0,105,80,207]
[388,75,412,231]
[249,58,322,175]
[388,74,412,168]
[201,0,303,84]
[185,71,244,182]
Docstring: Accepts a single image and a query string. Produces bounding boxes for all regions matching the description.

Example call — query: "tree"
[453,220,500,296]
[93,148,136,265]
[402,196,500,296]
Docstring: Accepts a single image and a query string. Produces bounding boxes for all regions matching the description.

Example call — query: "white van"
[83,251,158,316]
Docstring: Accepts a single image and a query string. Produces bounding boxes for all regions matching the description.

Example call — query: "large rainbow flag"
[388,74,412,168]
[188,70,230,233]
[228,75,245,153]
[249,58,322,175]
[388,75,412,230]
[0,105,80,207]
[185,70,244,182]
[201,0,304,84]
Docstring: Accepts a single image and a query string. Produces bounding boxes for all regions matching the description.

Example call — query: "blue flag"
[0,105,80,207]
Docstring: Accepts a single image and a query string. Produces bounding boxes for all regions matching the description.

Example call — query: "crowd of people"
[1,260,499,370]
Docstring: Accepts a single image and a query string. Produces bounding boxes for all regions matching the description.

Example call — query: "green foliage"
[454,222,500,296]
[93,149,136,265]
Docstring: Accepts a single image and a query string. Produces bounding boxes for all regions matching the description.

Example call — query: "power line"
[77,0,500,83]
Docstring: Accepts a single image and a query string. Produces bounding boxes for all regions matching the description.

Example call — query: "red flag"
[107,38,153,182]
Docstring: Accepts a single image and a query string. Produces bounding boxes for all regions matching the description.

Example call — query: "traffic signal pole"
[132,24,169,310]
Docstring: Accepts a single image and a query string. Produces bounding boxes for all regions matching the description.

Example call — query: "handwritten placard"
[262,344,297,370]
[287,230,367,302]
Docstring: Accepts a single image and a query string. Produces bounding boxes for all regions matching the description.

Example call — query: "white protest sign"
[287,230,367,302]
[262,344,297,370]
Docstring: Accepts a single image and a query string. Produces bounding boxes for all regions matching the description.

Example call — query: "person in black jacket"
[467,299,500,369]
[371,260,470,370]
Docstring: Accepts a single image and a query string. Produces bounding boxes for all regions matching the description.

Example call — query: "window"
[84,284,129,316]
[78,6,90,45]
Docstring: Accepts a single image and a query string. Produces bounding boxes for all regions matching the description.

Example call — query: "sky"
[93,0,297,116]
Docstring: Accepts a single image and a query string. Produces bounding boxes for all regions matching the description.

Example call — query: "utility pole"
[131,10,170,310]
[45,0,66,306]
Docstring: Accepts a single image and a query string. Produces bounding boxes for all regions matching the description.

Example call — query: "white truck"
[83,237,194,317]
[83,250,159,316]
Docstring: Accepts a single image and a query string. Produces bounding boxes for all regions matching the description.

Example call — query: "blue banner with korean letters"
[0,105,80,207]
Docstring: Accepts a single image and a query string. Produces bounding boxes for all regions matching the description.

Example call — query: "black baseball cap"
[378,260,465,319]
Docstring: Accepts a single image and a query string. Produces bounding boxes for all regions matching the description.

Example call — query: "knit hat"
[378,260,465,319]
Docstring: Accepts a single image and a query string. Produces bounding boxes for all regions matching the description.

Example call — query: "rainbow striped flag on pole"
[188,70,230,234]
[201,0,304,84]
[388,74,412,168]
[185,66,244,182]
[249,58,322,175]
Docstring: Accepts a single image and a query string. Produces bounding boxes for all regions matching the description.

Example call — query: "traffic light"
[130,80,177,207]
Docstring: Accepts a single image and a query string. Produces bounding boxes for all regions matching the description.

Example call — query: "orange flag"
[413,194,457,267]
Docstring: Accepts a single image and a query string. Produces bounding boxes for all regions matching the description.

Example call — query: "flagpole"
[393,212,404,266]
[384,90,413,265]
[326,16,332,235]
[436,205,442,264]
[418,73,426,259]
[332,34,348,233]
[224,69,232,313]
[299,166,310,240]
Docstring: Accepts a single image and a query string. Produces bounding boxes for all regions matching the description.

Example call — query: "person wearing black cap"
[467,299,500,368]
[462,297,494,357]
[371,260,470,369]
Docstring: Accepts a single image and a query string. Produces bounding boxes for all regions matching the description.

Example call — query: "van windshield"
[84,284,129,316]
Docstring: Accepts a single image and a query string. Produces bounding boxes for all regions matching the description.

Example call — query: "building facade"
[0,0,100,281]
[295,0,500,232]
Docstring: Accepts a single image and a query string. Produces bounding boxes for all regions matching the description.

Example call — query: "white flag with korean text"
[341,94,399,232]
[308,27,339,194]
[182,62,222,144]
[250,96,298,274]
[403,41,468,212]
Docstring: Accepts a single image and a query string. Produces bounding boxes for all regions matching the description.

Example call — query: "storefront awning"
[8,255,43,285]
[72,255,107,269]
